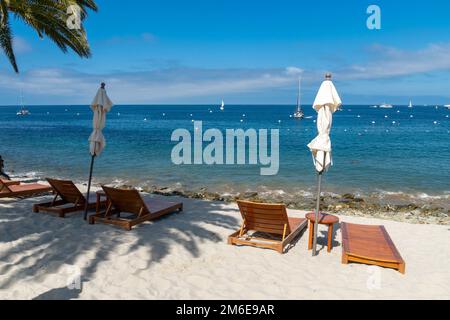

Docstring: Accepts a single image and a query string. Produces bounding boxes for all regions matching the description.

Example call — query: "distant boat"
[408,100,413,108]
[370,105,378,108]
[16,109,30,116]
[444,104,450,109]
[16,92,30,116]
[293,78,304,119]
[220,100,225,111]
[379,103,393,109]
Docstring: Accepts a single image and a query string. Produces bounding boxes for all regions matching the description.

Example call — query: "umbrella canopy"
[89,83,113,156]
[307,73,342,256]
[307,74,342,172]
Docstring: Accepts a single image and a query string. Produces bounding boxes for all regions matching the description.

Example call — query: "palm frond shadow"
[0,194,240,297]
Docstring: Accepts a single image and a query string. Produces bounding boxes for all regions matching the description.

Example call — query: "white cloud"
[1,42,450,104]
[339,43,450,80]
[13,37,32,54]
[0,66,305,103]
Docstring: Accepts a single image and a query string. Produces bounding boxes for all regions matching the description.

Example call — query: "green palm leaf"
[1,0,98,72]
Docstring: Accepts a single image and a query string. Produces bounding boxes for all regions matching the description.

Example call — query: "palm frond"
[0,0,18,72]
[1,0,98,72]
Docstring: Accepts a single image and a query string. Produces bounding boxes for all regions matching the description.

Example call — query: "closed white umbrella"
[307,73,342,256]
[84,83,114,220]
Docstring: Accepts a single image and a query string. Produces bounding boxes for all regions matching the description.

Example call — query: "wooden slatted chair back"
[237,200,291,236]
[102,186,149,216]
[47,178,86,205]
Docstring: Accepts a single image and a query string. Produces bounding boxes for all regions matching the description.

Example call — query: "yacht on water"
[379,103,393,109]
[444,104,450,109]
[408,100,413,108]
[16,93,30,116]
[220,99,225,111]
[293,78,304,119]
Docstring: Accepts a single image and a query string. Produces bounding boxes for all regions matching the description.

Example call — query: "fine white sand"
[1,187,449,300]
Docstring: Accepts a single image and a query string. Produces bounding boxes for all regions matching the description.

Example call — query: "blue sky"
[1,0,450,105]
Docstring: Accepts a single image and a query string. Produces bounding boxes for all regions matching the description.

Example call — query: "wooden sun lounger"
[88,185,183,230]
[0,179,21,187]
[32,178,106,218]
[228,200,308,254]
[341,222,405,274]
[0,179,52,199]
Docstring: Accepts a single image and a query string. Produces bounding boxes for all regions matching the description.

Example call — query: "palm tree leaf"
[0,0,18,72]
[1,0,98,72]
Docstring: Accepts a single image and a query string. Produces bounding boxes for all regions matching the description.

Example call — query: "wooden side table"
[306,212,339,253]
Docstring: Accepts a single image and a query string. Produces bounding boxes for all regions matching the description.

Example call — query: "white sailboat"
[408,100,413,108]
[293,78,304,119]
[220,99,225,111]
[16,92,30,116]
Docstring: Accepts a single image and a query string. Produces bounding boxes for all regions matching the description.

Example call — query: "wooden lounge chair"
[0,178,20,187]
[89,185,183,230]
[33,178,106,218]
[0,179,52,199]
[341,222,406,274]
[228,200,308,254]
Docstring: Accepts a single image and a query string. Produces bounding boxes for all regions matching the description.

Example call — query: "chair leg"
[327,224,334,252]
[308,221,314,250]
[342,253,349,264]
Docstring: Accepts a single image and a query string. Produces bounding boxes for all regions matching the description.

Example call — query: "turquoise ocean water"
[0,104,449,201]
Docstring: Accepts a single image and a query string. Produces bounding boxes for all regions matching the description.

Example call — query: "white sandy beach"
[0,186,449,300]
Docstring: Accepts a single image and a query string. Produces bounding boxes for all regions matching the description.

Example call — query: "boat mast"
[297,77,301,112]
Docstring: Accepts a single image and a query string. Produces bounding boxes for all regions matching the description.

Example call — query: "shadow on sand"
[0,193,240,299]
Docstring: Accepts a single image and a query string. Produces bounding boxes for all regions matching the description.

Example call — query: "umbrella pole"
[83,154,96,220]
[312,171,322,256]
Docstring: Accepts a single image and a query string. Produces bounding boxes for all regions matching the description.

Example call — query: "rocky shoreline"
[116,184,450,225]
